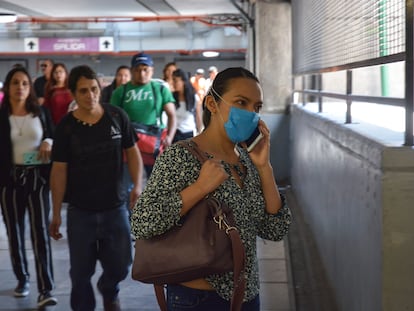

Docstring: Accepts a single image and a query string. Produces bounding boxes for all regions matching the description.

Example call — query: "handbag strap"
[177,139,208,164]
[154,285,167,311]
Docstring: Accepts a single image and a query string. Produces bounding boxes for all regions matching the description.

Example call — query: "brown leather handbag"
[132,140,246,311]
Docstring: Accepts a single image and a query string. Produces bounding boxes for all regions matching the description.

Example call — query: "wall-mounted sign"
[23,37,114,53]
[99,37,114,52]
[24,38,39,52]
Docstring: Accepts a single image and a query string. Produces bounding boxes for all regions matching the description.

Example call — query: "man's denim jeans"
[67,205,132,311]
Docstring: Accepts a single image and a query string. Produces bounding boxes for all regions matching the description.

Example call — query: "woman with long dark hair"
[172,68,203,142]
[0,67,57,308]
[162,62,177,92]
[101,65,131,103]
[44,62,73,125]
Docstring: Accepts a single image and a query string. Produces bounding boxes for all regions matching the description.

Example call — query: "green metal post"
[379,0,390,97]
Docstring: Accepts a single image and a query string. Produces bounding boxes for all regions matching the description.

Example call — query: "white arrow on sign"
[24,38,39,52]
[99,37,114,52]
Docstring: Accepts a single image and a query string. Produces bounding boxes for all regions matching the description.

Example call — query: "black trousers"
[173,130,194,143]
[0,165,54,293]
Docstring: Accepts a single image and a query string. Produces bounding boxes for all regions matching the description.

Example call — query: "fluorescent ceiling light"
[0,13,17,23]
[202,51,220,58]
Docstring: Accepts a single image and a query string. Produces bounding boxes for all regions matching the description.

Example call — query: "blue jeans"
[66,205,132,311]
[166,284,260,311]
[122,165,133,209]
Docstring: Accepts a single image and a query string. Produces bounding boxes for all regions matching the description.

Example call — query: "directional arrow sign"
[99,37,114,52]
[24,38,39,52]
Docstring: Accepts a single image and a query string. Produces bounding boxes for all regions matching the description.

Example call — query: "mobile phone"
[23,151,44,165]
[245,127,263,153]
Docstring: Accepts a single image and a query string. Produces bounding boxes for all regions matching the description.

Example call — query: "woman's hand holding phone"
[245,126,264,153]
[243,120,271,168]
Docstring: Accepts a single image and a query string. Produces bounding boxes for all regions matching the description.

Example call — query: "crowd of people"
[0,54,291,311]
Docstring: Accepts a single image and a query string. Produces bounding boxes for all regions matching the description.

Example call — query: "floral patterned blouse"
[130,140,291,302]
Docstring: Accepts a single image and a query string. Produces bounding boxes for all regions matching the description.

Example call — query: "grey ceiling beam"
[135,0,180,15]
[0,0,48,16]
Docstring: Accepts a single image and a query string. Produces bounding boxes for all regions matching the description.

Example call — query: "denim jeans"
[122,165,133,209]
[166,284,260,311]
[67,205,132,311]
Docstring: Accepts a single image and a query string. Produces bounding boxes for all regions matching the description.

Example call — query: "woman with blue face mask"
[131,67,291,311]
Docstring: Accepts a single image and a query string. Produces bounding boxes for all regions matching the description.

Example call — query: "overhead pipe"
[0,48,247,57]
[15,15,246,28]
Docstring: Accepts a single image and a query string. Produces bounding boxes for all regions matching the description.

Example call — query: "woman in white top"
[0,66,57,308]
[172,68,203,142]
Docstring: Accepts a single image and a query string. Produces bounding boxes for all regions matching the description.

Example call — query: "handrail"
[294,89,405,107]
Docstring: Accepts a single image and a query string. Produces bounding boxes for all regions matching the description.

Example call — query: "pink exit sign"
[40,37,99,52]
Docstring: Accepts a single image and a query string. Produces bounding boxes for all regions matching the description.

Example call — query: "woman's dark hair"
[1,66,40,116]
[172,68,196,112]
[112,65,130,86]
[68,65,101,93]
[202,67,260,128]
[45,63,69,96]
[163,62,177,81]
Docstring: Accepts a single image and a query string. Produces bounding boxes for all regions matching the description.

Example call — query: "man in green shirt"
[111,52,177,178]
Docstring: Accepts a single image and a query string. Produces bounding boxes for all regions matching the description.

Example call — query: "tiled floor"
[0,206,294,311]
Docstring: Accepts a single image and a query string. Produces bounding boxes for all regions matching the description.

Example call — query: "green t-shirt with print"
[110,80,175,127]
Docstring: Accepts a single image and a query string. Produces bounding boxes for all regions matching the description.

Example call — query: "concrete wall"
[290,104,414,311]
[382,148,414,310]
[262,113,290,183]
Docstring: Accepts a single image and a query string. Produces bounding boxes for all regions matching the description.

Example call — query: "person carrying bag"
[110,52,177,178]
[132,140,246,311]
[130,67,291,311]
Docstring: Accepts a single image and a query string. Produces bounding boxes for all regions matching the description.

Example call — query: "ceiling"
[1,0,242,17]
[0,0,248,23]
[0,0,251,53]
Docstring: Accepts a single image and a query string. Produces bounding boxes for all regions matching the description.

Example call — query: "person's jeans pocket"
[167,285,204,310]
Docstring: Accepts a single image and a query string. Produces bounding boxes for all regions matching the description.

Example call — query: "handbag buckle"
[214,214,237,234]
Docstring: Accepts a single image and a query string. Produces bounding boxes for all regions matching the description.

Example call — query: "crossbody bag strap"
[120,84,127,109]
[178,139,208,163]
[228,229,246,311]
[150,81,159,120]
[154,285,167,311]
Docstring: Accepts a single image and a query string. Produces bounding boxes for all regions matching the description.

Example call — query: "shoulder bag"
[132,139,246,311]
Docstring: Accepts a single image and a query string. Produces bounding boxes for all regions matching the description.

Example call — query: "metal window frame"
[292,0,413,146]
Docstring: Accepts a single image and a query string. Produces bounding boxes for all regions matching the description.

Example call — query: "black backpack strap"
[120,84,127,109]
[104,104,123,133]
[150,80,166,125]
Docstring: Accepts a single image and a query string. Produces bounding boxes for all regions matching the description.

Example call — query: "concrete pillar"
[244,0,292,181]
[254,0,292,113]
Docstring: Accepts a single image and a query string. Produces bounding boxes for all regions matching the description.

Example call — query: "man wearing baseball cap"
[110,52,176,179]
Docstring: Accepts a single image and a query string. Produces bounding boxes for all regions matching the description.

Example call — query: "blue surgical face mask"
[224,106,259,143]
[211,88,259,143]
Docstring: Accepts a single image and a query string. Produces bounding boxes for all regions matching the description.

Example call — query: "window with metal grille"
[292,0,405,74]
[291,0,413,145]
